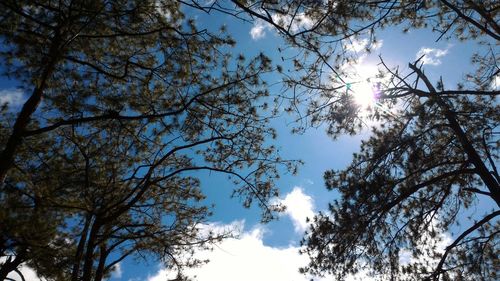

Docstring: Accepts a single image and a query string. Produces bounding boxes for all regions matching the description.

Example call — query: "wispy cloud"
[250,20,267,40]
[416,46,451,66]
[0,89,26,108]
[110,262,123,279]
[249,13,314,41]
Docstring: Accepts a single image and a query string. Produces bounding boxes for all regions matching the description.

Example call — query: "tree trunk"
[93,244,108,281]
[80,219,101,281]
[71,214,93,281]
[0,31,62,184]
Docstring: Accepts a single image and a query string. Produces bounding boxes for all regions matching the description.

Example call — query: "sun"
[351,80,378,107]
[346,64,381,109]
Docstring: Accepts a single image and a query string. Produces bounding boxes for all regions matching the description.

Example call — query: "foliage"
[199,0,498,132]
[301,60,499,280]
[1,0,498,280]
[185,0,500,280]
[231,1,500,280]
[0,1,294,280]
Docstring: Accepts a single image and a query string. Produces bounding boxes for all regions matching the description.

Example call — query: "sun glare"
[351,81,378,107]
[346,64,381,109]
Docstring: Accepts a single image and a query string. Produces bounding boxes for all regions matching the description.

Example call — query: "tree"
[300,59,499,280]
[231,1,500,280]
[0,1,293,280]
[14,124,230,281]
[1,0,497,279]
[1,124,219,281]
[184,0,499,280]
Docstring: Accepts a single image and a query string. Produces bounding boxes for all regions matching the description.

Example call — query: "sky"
[1,4,498,281]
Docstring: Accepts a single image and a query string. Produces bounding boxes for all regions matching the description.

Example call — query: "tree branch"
[409,62,500,207]
[428,210,500,280]
[439,0,500,40]
[22,72,261,136]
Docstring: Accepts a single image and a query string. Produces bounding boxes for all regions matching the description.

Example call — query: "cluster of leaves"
[0,1,295,280]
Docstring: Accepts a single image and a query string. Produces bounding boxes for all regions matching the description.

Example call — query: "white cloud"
[148,188,318,280]
[272,13,314,33]
[0,89,25,108]
[147,221,329,281]
[416,46,450,66]
[249,13,314,41]
[146,220,379,281]
[490,74,499,90]
[303,178,314,185]
[346,38,383,53]
[1,260,45,281]
[110,262,123,279]
[250,20,267,40]
[278,187,315,233]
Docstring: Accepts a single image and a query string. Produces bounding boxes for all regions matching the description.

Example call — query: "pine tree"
[0,1,293,280]
[192,0,499,280]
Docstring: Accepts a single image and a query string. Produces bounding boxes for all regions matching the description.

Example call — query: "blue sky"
[1,5,498,281]
[127,17,496,281]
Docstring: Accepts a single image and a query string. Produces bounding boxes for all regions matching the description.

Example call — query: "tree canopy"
[240,1,500,280]
[0,1,498,280]
[187,0,499,280]
[0,1,294,280]
[300,59,499,280]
